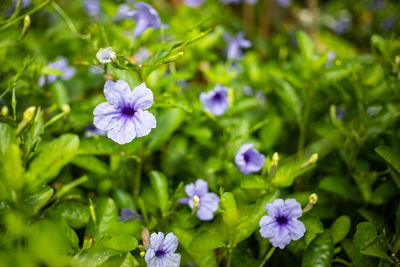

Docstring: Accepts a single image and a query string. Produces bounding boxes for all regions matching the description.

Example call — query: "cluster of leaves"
[0,0,399,266]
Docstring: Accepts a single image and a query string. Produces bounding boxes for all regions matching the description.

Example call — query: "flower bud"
[192,194,200,216]
[301,153,318,168]
[61,104,71,114]
[140,251,146,257]
[309,193,318,205]
[23,106,36,122]
[142,228,150,246]
[1,106,8,116]
[269,152,279,178]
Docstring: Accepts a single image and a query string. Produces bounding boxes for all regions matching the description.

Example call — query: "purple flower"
[118,208,144,221]
[223,0,258,4]
[235,143,265,174]
[334,106,347,120]
[39,57,76,86]
[134,47,151,64]
[96,47,116,64]
[180,179,220,221]
[13,0,31,8]
[114,4,135,22]
[145,232,181,267]
[333,19,351,34]
[93,80,156,145]
[259,199,306,249]
[83,0,101,17]
[276,0,290,7]
[132,2,163,37]
[84,124,106,137]
[184,0,204,7]
[382,17,395,30]
[224,33,251,60]
[200,84,229,116]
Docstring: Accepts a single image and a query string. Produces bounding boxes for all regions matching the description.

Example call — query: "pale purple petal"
[133,2,162,37]
[150,232,164,252]
[163,233,179,254]
[164,253,181,267]
[185,183,195,197]
[184,0,204,7]
[131,82,154,110]
[266,199,285,217]
[93,102,120,131]
[194,179,208,197]
[107,117,137,145]
[197,207,215,221]
[225,33,251,60]
[104,80,132,108]
[287,219,306,240]
[284,198,303,219]
[132,110,156,137]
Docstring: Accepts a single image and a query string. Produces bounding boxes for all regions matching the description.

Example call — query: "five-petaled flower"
[259,198,306,249]
[180,179,220,221]
[145,232,181,267]
[235,143,266,174]
[132,2,163,37]
[200,84,229,116]
[39,57,76,86]
[93,80,156,145]
[224,33,251,60]
[96,47,116,64]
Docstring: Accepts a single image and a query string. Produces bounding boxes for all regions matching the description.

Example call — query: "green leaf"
[301,214,324,247]
[234,190,279,243]
[0,123,16,154]
[353,222,393,262]
[101,234,138,252]
[26,134,80,191]
[329,215,351,244]
[99,252,139,267]
[3,144,23,190]
[319,176,360,201]
[147,108,185,153]
[74,247,121,267]
[301,232,334,267]
[149,171,169,216]
[189,230,225,251]
[240,176,268,189]
[297,31,315,63]
[71,155,109,175]
[46,201,90,229]
[23,185,54,217]
[96,198,119,236]
[375,146,400,176]
[221,192,238,230]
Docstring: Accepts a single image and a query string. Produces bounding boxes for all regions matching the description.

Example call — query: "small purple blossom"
[13,0,31,9]
[235,143,265,174]
[39,57,76,86]
[118,208,144,221]
[223,0,258,4]
[334,106,347,120]
[382,17,395,31]
[84,124,106,137]
[132,2,163,37]
[134,47,151,64]
[115,4,135,22]
[83,0,101,17]
[276,0,290,7]
[180,179,220,221]
[259,199,306,249]
[184,0,204,7]
[93,80,156,145]
[333,19,351,34]
[200,84,229,116]
[243,85,253,96]
[96,47,116,64]
[224,33,251,60]
[145,232,181,267]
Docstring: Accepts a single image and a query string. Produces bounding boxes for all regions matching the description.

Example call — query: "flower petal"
[93,102,120,131]
[266,199,285,217]
[194,179,208,196]
[287,219,306,241]
[131,82,154,110]
[104,80,132,108]
[150,232,164,252]
[132,110,156,137]
[163,233,179,254]
[107,116,137,145]
[284,198,303,219]
[164,253,181,267]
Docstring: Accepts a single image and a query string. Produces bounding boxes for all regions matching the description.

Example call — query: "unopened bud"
[1,106,8,116]
[142,228,150,246]
[192,195,200,216]
[140,251,146,257]
[61,104,70,114]
[303,193,318,213]
[309,193,318,204]
[301,153,318,168]
[269,152,279,178]
[396,55,400,65]
[23,15,31,28]
[23,106,36,122]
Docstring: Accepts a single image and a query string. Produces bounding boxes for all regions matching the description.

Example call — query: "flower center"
[276,215,288,226]
[155,249,166,257]
[243,153,250,164]
[121,106,136,117]
[213,92,223,102]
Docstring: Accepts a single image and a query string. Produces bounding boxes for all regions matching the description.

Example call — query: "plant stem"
[259,246,276,267]
[133,140,144,199]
